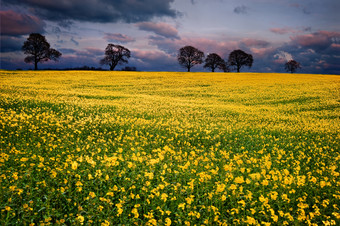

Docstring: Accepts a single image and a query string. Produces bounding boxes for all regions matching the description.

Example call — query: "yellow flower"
[77,215,84,224]
[101,220,110,226]
[270,191,278,200]
[178,203,186,210]
[237,200,246,207]
[234,176,244,184]
[216,183,226,193]
[161,193,168,202]
[89,191,96,198]
[165,217,171,226]
[71,161,78,170]
[131,208,139,218]
[245,216,256,225]
[185,195,194,205]
[221,194,227,201]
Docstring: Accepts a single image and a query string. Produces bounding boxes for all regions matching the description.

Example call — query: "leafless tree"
[177,46,204,72]
[22,33,62,70]
[100,44,131,71]
[285,60,301,73]
[228,49,253,72]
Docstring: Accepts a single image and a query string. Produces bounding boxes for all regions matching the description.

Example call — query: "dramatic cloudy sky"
[1,0,339,73]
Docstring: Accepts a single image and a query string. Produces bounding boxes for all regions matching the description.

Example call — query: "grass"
[0,70,339,225]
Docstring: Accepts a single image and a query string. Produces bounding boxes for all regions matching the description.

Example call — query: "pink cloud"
[103,33,135,43]
[249,47,275,57]
[149,36,239,58]
[290,31,340,50]
[136,22,179,39]
[133,49,171,61]
[0,10,45,36]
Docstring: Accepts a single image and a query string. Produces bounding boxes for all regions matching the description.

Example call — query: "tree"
[100,44,131,71]
[228,49,253,72]
[285,60,301,73]
[204,53,227,72]
[22,33,62,70]
[177,46,204,72]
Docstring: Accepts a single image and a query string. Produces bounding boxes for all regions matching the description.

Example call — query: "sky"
[1,0,340,74]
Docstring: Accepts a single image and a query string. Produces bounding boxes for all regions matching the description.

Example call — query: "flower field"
[0,70,339,225]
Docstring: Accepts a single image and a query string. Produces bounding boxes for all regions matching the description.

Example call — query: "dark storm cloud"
[104,33,135,43]
[0,10,45,36]
[0,36,24,52]
[2,0,178,23]
[271,31,340,74]
[234,5,248,14]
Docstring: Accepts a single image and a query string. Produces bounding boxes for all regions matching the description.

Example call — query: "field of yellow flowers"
[0,70,339,225]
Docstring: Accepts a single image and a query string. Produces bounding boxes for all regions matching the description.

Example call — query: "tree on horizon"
[100,44,131,71]
[204,53,227,72]
[285,60,301,73]
[228,49,253,72]
[22,33,62,70]
[177,46,204,72]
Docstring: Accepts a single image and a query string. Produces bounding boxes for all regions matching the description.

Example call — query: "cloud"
[290,31,340,52]
[271,31,340,74]
[273,51,293,64]
[240,38,270,48]
[70,37,79,46]
[0,36,24,52]
[104,33,135,43]
[234,5,248,14]
[149,35,240,58]
[0,10,45,36]
[3,0,178,23]
[270,27,296,35]
[289,3,311,15]
[136,22,179,39]
[131,49,177,71]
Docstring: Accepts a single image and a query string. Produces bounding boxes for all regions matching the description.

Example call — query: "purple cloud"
[104,33,135,43]
[0,10,45,36]
[136,22,179,39]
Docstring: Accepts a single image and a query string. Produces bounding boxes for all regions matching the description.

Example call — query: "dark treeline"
[21,33,301,73]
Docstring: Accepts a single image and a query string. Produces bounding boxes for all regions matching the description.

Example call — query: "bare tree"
[100,44,131,71]
[228,49,253,72]
[22,33,62,70]
[204,53,227,72]
[285,60,301,73]
[177,46,204,72]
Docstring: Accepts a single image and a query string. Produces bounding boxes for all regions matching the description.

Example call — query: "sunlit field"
[0,70,339,225]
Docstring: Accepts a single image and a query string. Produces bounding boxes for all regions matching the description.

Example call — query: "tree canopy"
[177,46,204,72]
[285,60,301,73]
[204,53,227,72]
[228,49,253,72]
[22,33,62,70]
[100,44,131,71]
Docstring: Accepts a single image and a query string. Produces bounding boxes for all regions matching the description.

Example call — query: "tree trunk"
[187,67,190,72]
[34,61,38,70]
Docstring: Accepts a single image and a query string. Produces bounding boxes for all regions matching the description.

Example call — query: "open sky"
[1,0,339,73]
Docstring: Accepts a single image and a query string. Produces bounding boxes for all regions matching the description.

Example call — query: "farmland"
[0,71,339,225]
